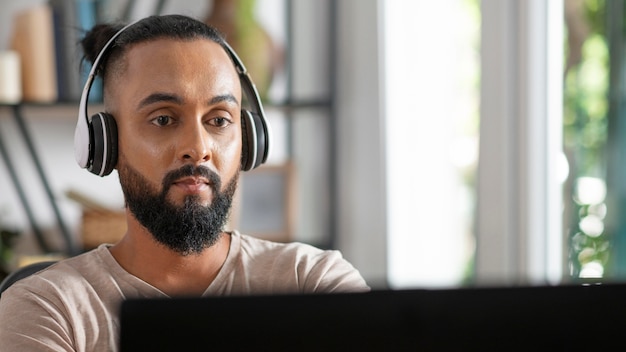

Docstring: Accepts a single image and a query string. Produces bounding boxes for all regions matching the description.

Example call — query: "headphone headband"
[221,41,270,166]
[74,21,136,171]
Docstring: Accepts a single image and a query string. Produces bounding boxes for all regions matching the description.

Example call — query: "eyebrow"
[136,92,239,110]
[209,94,239,106]
[136,92,181,110]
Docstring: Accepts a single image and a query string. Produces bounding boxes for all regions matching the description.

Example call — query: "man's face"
[109,38,243,253]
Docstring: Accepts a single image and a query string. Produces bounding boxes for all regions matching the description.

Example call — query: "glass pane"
[563,0,610,280]
[384,0,480,288]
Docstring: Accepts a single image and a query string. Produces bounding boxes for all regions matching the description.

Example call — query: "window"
[384,0,480,288]
[384,0,567,287]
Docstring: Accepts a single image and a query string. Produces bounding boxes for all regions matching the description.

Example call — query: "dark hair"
[80,14,225,80]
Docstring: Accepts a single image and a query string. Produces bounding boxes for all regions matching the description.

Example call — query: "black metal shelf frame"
[0,105,78,256]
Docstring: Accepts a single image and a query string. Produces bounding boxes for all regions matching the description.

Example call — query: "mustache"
[161,164,221,195]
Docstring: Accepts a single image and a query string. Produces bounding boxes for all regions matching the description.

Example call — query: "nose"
[177,120,211,163]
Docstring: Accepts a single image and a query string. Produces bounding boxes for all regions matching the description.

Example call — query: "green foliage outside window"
[564,0,611,279]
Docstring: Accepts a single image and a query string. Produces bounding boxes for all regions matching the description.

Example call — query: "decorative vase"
[205,0,278,101]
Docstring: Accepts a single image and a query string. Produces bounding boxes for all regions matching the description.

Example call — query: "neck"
[109,209,231,296]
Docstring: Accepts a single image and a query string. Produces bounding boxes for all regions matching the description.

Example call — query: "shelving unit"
[0,0,340,255]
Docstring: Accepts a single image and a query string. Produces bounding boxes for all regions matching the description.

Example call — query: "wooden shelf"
[0,103,97,122]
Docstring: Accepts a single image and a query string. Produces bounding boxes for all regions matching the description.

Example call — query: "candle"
[0,50,22,104]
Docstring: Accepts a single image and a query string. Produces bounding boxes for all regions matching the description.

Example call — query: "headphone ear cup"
[88,112,118,176]
[240,110,256,171]
[240,109,269,171]
[250,110,268,167]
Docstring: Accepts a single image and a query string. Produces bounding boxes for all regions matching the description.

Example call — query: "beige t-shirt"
[0,231,369,351]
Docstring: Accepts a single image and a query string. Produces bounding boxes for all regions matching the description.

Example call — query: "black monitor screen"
[120,284,625,351]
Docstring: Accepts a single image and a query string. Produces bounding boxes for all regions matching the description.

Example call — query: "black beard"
[118,162,238,256]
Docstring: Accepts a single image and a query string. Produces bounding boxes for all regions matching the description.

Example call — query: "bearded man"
[0,14,368,351]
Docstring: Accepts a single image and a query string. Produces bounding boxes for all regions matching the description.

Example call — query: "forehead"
[106,38,240,101]
[129,37,235,74]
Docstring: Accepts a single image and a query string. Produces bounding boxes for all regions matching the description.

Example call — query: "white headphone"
[74,20,271,176]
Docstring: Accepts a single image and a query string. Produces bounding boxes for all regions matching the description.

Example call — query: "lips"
[172,176,211,193]
[161,165,221,197]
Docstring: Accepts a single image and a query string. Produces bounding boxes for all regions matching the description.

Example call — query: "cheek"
[217,139,242,171]
[117,126,174,172]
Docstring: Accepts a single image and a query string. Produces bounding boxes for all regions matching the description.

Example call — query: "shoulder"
[1,245,121,305]
[0,245,124,315]
[30,245,111,284]
[232,231,370,293]
[237,231,323,254]
[0,247,119,350]
[235,231,339,265]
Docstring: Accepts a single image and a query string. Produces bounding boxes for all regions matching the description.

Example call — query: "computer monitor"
[120,283,626,351]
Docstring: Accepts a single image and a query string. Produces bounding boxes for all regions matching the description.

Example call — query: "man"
[0,14,368,351]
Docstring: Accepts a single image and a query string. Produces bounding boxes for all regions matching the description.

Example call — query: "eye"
[151,115,173,126]
[209,116,232,128]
